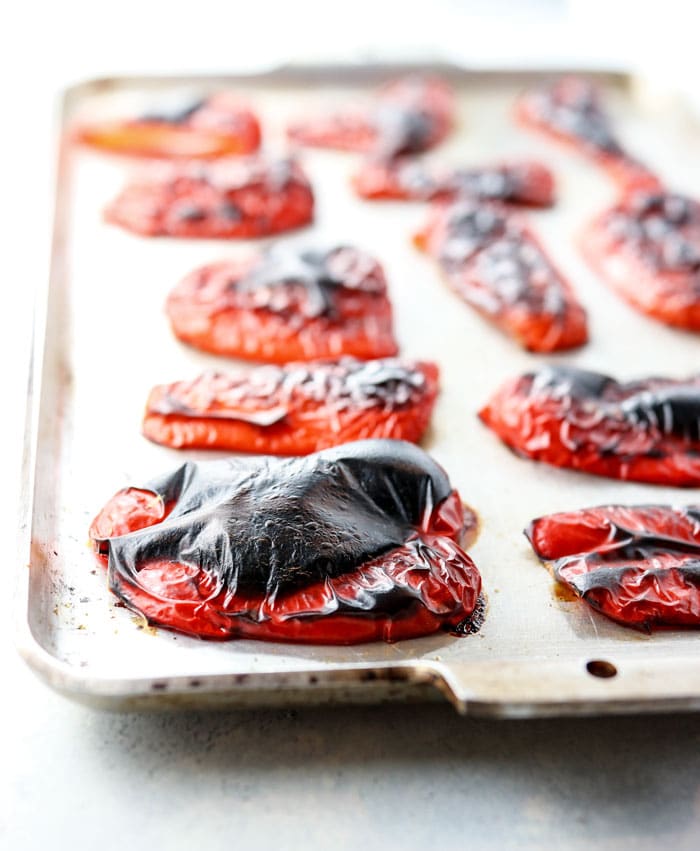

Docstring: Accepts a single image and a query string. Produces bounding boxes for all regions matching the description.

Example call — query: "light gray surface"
[2,643,700,851]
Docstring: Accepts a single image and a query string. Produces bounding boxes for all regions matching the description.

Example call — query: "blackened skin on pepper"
[89,440,482,643]
[234,244,384,319]
[514,76,660,192]
[580,190,700,330]
[287,75,453,159]
[353,159,555,207]
[142,357,439,455]
[76,93,262,159]
[526,503,700,629]
[112,441,451,594]
[166,243,398,362]
[479,365,700,486]
[139,98,207,125]
[104,157,313,239]
[415,200,588,353]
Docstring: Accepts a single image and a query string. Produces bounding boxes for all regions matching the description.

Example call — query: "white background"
[1,2,699,849]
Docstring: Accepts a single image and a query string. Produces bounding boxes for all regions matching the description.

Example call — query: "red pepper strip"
[90,488,481,644]
[287,75,454,156]
[166,247,398,362]
[526,504,700,629]
[142,359,439,454]
[479,366,700,486]
[105,157,313,238]
[514,76,661,192]
[354,159,555,207]
[580,190,700,331]
[75,93,261,159]
[415,200,588,353]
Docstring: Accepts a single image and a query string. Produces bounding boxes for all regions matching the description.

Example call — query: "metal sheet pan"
[18,64,700,716]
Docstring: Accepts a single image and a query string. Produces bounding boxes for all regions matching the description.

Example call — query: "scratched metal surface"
[17,66,700,714]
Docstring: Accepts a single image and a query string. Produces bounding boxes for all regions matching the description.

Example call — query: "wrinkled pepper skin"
[143,358,439,454]
[354,159,555,207]
[287,75,454,158]
[415,200,588,352]
[480,366,700,486]
[526,504,700,629]
[76,93,261,159]
[89,440,482,644]
[166,244,398,362]
[105,157,313,238]
[514,76,660,192]
[581,190,700,331]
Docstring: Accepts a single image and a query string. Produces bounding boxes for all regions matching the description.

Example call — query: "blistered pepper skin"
[143,358,439,454]
[89,440,482,644]
[514,76,660,192]
[415,200,588,352]
[105,157,313,239]
[581,190,700,330]
[166,245,398,362]
[526,504,700,629]
[287,75,454,158]
[480,366,700,486]
[76,93,261,159]
[354,159,555,207]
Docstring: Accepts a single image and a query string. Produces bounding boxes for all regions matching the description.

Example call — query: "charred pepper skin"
[354,159,555,207]
[415,200,588,352]
[287,75,454,158]
[143,358,439,454]
[105,157,313,239]
[581,190,700,330]
[89,440,482,644]
[526,504,700,630]
[480,365,700,486]
[166,244,398,362]
[75,92,262,159]
[514,76,660,192]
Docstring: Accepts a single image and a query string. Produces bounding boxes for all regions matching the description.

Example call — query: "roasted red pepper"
[354,158,555,207]
[89,440,482,644]
[526,504,700,629]
[105,157,313,238]
[415,200,588,352]
[514,76,660,191]
[166,244,398,362]
[287,75,454,158]
[480,365,700,486]
[76,92,261,159]
[581,190,700,330]
[143,357,438,454]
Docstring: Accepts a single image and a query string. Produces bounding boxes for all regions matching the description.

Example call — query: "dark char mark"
[140,97,206,125]
[548,505,700,594]
[605,192,700,273]
[154,359,426,419]
[621,387,700,441]
[438,202,568,314]
[528,366,700,440]
[439,202,509,268]
[561,558,700,595]
[102,440,452,597]
[235,244,378,319]
[530,365,615,399]
[372,104,435,158]
[532,78,622,155]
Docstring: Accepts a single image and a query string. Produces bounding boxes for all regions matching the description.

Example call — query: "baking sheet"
[18,66,700,715]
